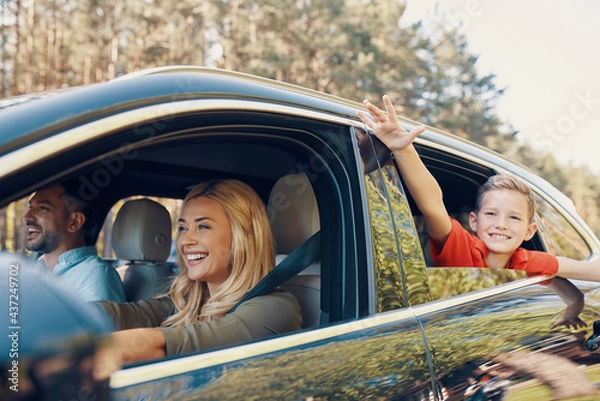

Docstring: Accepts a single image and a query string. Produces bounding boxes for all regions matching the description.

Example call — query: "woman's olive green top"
[97,289,302,355]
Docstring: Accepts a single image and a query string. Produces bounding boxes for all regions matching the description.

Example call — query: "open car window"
[0,195,29,254]
[0,105,363,366]
[407,144,532,301]
[405,141,595,301]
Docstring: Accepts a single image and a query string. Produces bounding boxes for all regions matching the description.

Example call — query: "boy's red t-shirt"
[430,218,559,277]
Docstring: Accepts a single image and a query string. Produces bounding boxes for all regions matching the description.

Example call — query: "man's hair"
[59,179,100,245]
[475,174,536,223]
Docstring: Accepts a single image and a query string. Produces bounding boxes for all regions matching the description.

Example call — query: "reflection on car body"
[1,66,600,400]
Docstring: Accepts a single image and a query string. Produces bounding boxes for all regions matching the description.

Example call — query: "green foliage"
[0,0,598,234]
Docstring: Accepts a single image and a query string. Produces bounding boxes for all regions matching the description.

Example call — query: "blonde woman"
[95,180,302,375]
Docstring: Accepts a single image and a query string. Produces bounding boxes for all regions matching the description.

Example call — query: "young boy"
[358,95,600,328]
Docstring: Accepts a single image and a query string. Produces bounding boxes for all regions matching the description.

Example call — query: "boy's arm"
[357,95,452,246]
[556,256,600,282]
[547,277,586,329]
[391,143,453,245]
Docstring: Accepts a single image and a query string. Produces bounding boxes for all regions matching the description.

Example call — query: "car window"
[0,196,28,253]
[1,109,373,397]
[0,194,183,261]
[406,143,593,301]
[375,163,431,307]
[405,144,528,301]
[2,103,355,326]
[534,193,591,260]
[356,130,406,311]
[356,129,429,311]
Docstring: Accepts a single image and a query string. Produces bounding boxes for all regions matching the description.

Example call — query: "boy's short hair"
[475,174,536,223]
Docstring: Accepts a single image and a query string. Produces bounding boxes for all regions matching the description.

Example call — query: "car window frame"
[1,98,384,371]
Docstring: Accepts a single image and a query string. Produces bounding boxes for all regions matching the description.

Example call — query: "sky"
[402,0,600,175]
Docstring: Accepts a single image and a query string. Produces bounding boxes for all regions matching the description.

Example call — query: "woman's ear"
[67,211,86,233]
[468,211,478,232]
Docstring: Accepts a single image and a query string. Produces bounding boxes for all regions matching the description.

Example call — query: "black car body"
[1,66,600,400]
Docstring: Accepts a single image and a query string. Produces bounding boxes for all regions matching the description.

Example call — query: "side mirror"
[0,253,113,400]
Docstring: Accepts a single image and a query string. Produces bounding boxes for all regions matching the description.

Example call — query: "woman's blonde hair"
[162,179,275,327]
[475,174,536,223]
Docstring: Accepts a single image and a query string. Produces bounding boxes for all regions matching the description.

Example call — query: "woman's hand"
[93,328,166,380]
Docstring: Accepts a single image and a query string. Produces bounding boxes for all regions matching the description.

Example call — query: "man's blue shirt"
[53,246,125,302]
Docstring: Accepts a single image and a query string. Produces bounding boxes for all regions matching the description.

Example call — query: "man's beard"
[27,230,60,254]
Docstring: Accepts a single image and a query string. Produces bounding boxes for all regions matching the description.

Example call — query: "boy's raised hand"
[357,95,426,152]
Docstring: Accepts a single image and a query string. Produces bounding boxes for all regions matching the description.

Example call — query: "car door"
[109,119,433,400]
[0,102,411,399]
[0,70,438,400]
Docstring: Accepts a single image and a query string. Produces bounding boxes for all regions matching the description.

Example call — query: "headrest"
[268,174,320,254]
[111,199,172,262]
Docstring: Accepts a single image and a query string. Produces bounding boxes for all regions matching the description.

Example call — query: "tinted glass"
[379,164,431,306]
[357,130,430,310]
[0,196,28,253]
[534,194,591,260]
[359,135,406,311]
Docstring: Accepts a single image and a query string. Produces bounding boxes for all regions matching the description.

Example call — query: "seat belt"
[229,230,321,313]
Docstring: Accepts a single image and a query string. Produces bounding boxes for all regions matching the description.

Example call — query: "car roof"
[0,66,578,218]
[0,66,363,155]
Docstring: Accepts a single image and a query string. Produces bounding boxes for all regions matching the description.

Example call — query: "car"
[1,66,600,401]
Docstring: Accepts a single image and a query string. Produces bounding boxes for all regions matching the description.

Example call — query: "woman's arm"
[94,328,166,380]
[93,289,301,380]
[160,290,302,356]
[95,297,175,330]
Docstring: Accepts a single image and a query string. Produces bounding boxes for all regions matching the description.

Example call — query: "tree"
[0,0,598,240]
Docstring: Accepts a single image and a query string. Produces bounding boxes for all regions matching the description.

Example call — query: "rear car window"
[534,193,591,260]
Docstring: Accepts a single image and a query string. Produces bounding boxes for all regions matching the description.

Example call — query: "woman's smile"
[177,197,232,294]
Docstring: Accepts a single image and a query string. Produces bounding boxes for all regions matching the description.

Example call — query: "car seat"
[268,173,321,328]
[112,198,173,301]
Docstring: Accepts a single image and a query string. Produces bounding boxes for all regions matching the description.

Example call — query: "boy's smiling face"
[469,189,538,260]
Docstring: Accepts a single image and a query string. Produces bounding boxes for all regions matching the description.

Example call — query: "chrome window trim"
[0,99,358,178]
[410,274,552,316]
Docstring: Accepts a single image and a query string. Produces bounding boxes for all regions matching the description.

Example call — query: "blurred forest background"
[1,0,598,247]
